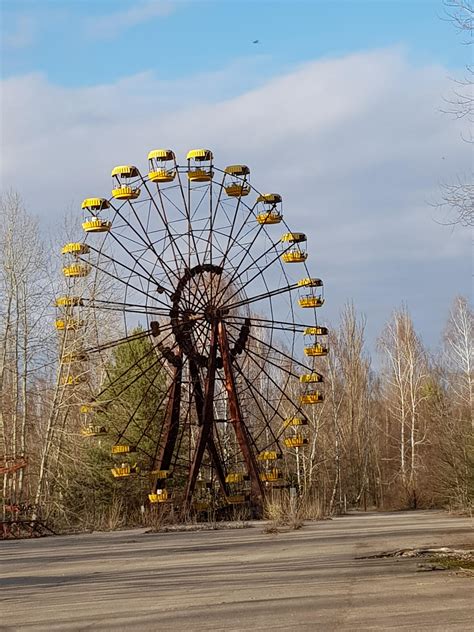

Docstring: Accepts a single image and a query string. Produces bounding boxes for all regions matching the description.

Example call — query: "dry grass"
[263,492,327,533]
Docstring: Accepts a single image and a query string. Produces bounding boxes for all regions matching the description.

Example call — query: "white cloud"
[0,48,471,349]
[85,0,176,39]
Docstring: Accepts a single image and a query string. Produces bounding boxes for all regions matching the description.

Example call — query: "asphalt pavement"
[1,510,473,631]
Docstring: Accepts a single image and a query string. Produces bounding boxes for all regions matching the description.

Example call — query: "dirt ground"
[0,510,473,631]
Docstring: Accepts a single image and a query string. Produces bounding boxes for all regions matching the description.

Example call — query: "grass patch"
[426,556,474,571]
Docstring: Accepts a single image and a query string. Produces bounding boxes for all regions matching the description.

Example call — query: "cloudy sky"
[0,0,471,354]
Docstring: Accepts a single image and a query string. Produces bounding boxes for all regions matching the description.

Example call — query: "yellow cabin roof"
[298,278,323,287]
[224,164,250,175]
[111,444,136,454]
[81,425,107,437]
[186,148,213,161]
[299,372,324,383]
[55,296,83,307]
[225,473,249,484]
[81,198,110,210]
[304,326,328,336]
[284,436,308,448]
[257,450,282,460]
[283,417,308,428]
[150,469,171,479]
[61,242,90,256]
[281,232,306,243]
[256,193,281,204]
[147,149,175,161]
[304,344,329,357]
[111,165,139,177]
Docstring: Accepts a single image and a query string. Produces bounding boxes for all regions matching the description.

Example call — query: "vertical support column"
[151,356,182,493]
[188,358,228,498]
[218,321,264,507]
[183,322,218,511]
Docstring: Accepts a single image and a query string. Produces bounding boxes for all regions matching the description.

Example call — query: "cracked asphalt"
[1,510,473,631]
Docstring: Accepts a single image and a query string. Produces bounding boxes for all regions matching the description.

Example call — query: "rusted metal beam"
[151,356,182,491]
[218,321,264,506]
[188,357,228,498]
[183,322,218,510]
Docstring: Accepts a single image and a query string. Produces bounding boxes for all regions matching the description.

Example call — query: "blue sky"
[0,0,471,355]
[1,0,469,86]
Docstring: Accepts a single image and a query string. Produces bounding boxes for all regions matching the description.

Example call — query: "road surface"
[1,510,473,631]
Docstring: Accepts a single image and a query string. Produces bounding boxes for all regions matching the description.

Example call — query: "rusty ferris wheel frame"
[60,148,328,515]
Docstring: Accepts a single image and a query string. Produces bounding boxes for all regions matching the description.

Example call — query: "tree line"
[0,192,472,530]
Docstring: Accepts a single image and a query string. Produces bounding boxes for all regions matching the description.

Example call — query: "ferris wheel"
[56,149,329,514]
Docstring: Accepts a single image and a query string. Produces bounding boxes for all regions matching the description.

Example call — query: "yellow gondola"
[55,296,84,307]
[61,243,90,256]
[299,372,324,383]
[257,450,282,460]
[224,165,251,197]
[81,425,107,437]
[300,391,324,405]
[111,166,141,199]
[304,343,329,357]
[283,417,308,428]
[148,149,176,183]
[256,193,283,224]
[149,489,171,503]
[112,186,141,200]
[283,435,308,448]
[112,465,138,478]
[282,249,307,263]
[187,149,213,182]
[259,468,283,482]
[298,295,324,308]
[82,218,112,233]
[256,211,282,224]
[54,318,83,330]
[225,473,249,484]
[62,263,90,278]
[111,444,137,454]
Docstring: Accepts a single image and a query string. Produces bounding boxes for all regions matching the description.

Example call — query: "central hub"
[204,304,222,323]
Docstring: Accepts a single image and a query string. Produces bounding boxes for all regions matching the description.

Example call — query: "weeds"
[263,491,327,533]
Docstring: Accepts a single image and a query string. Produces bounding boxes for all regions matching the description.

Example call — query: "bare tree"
[444,296,473,429]
[425,296,473,509]
[440,0,473,226]
[0,191,55,518]
[378,308,430,507]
